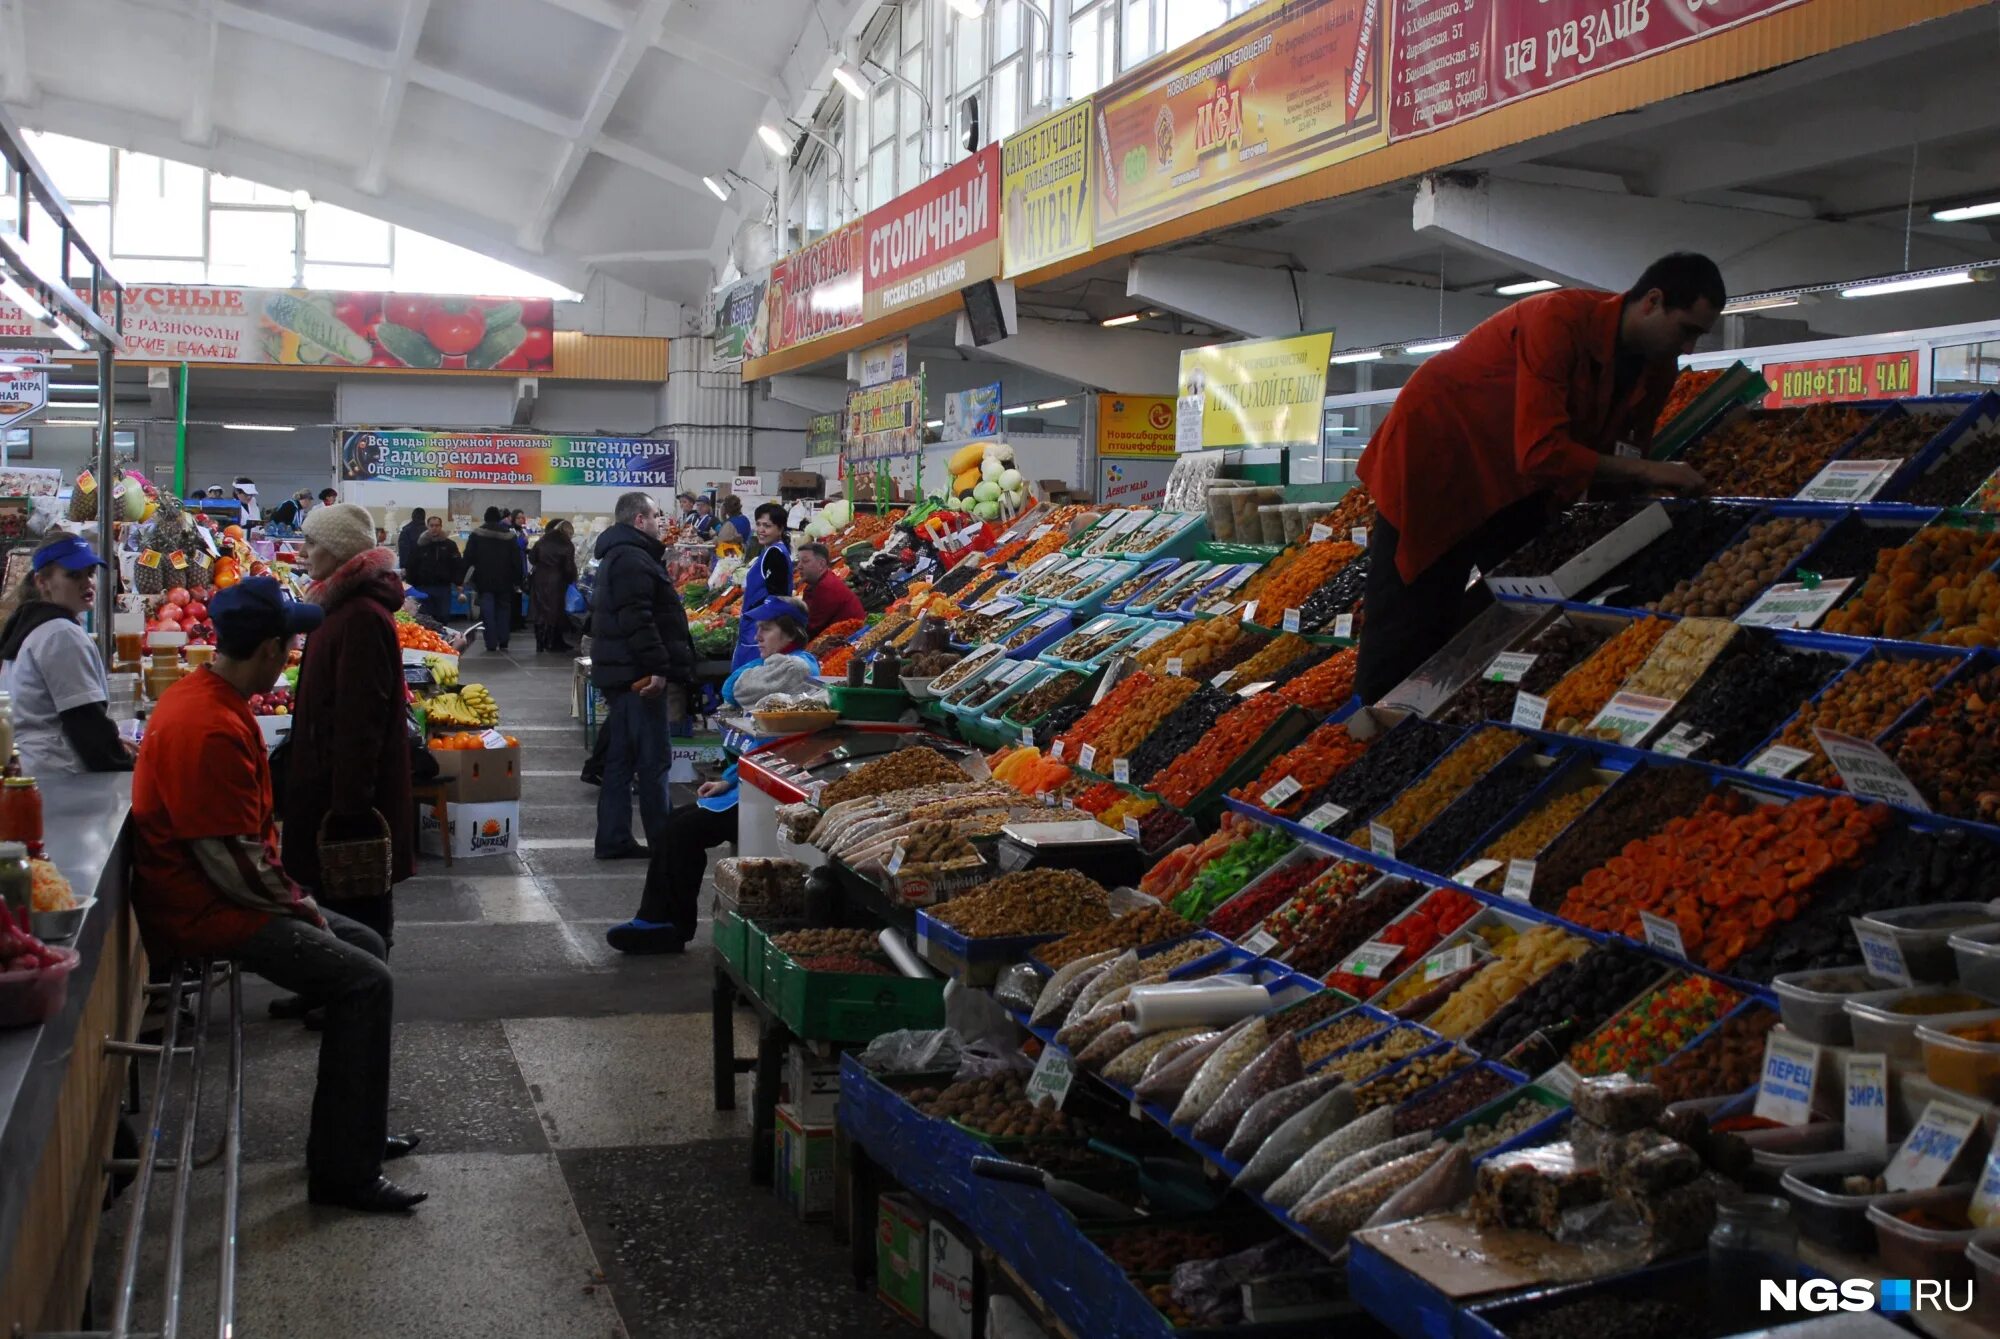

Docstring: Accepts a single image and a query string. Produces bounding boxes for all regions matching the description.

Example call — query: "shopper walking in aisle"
[396,507,427,572]
[0,533,133,774]
[131,577,426,1214]
[795,541,863,637]
[462,506,523,651]
[406,515,461,623]
[282,504,415,947]
[529,519,579,653]
[590,492,695,860]
[729,502,793,671]
[1352,252,1720,702]
[608,597,818,953]
[510,510,532,633]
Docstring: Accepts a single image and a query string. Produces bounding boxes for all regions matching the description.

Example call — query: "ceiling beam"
[581,248,710,264]
[1,0,34,106]
[537,0,633,28]
[181,2,218,147]
[209,0,389,71]
[593,134,709,196]
[653,31,789,100]
[520,0,679,251]
[358,0,430,195]
[406,62,576,138]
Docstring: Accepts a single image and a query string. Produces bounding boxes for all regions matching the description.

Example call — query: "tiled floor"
[96,645,894,1339]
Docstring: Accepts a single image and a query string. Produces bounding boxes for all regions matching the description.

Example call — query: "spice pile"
[820,747,969,806]
[928,869,1112,938]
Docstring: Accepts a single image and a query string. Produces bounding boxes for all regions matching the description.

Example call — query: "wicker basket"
[753,708,839,735]
[316,810,393,901]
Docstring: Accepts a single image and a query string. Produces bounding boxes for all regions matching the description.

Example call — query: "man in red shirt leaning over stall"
[130,576,427,1214]
[796,541,865,638]
[1353,253,1721,703]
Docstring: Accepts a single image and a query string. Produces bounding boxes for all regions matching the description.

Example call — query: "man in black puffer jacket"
[461,506,524,652]
[590,492,694,859]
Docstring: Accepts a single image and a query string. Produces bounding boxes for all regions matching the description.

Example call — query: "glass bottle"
[1709,1194,1797,1331]
[0,693,15,767]
[0,841,30,920]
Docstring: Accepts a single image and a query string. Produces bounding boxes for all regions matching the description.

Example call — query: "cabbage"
[998,468,1022,491]
[981,457,1004,481]
[806,517,834,538]
[1004,487,1026,509]
[822,499,852,528]
[975,500,1001,520]
[973,480,1001,503]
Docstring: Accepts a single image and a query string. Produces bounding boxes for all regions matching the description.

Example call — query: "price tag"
[169,550,188,570]
[1753,1032,1821,1126]
[1652,723,1711,759]
[1485,652,1537,684]
[1615,442,1641,460]
[1333,613,1355,639]
[1425,943,1474,982]
[1241,929,1279,956]
[1540,1063,1582,1100]
[1240,600,1259,624]
[886,844,907,876]
[1971,1133,2000,1228]
[1851,918,1912,985]
[196,526,221,557]
[1502,859,1536,902]
[1210,670,1235,689]
[1310,523,1332,543]
[1282,608,1302,634]
[479,728,509,750]
[1133,625,1174,651]
[1165,657,1184,677]
[808,780,827,806]
[1586,691,1678,748]
[1050,740,1065,760]
[1369,822,1396,859]
[1028,524,1054,540]
[1885,1100,1983,1191]
[1454,858,1503,885]
[1639,911,1688,958]
[1123,816,1141,838]
[1304,802,1349,831]
[1236,680,1275,698]
[1746,744,1812,779]
[975,598,1017,616]
[138,550,163,570]
[1845,1052,1890,1156]
[1511,692,1548,730]
[1261,776,1303,808]
[1796,458,1898,504]
[1812,728,1930,810]
[1025,1047,1076,1109]
[1077,744,1098,772]
[1735,579,1854,630]
[1351,527,1369,548]
[1339,940,1403,980]
[1111,758,1130,784]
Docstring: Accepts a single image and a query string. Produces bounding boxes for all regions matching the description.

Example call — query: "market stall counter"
[0,773,145,1334]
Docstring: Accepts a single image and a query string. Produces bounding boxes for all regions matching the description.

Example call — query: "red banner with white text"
[864,144,1001,322]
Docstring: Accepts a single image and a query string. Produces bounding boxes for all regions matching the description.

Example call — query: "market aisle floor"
[97,649,893,1339]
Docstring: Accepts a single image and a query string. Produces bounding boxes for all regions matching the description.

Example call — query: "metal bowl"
[31,899,92,942]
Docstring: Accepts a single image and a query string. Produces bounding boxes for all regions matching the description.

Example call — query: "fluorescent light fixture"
[1035,398,1069,410]
[1840,270,1973,298]
[41,417,99,426]
[831,60,868,100]
[1000,404,1033,416]
[948,0,987,16]
[1100,312,1143,327]
[702,175,730,201]
[48,323,86,352]
[1933,200,2000,223]
[757,123,792,155]
[1402,337,1460,355]
[221,423,297,432]
[1329,349,1383,364]
[0,276,49,323]
[925,419,943,428]
[1721,295,1800,315]
[1495,279,1559,296]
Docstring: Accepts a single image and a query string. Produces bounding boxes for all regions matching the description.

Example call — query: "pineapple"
[134,497,199,595]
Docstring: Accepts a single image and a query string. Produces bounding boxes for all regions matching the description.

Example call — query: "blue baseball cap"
[209,576,323,645]
[30,534,108,573]
[744,596,807,624]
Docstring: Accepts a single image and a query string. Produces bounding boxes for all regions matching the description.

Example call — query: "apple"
[167,587,191,606]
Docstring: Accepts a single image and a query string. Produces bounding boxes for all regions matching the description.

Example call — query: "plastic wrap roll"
[878,929,933,980]
[1123,982,1272,1033]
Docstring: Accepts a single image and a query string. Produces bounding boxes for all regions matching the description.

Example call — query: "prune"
[1665,633,1843,764]
[1468,945,1664,1061]
[1490,502,1644,578]
[1903,427,2000,506]
[1436,621,1607,727]
[1399,758,1548,874]
[1296,554,1371,630]
[1128,686,1237,785]
[1304,719,1459,825]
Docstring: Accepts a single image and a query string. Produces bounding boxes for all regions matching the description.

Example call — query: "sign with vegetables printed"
[0,285,556,371]
[337,429,675,488]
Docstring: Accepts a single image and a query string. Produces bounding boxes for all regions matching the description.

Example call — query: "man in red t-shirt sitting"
[131,577,427,1214]
[796,542,864,638]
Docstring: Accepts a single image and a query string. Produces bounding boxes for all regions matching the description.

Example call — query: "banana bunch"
[424,692,483,728]
[425,653,459,688]
[459,684,500,726]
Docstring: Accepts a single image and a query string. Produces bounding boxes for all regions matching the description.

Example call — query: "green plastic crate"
[829,682,909,721]
[713,907,751,980]
[763,947,946,1041]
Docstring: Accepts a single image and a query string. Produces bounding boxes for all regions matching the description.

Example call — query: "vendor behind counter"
[1353,253,1722,703]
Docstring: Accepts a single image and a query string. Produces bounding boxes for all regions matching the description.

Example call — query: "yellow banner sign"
[1096,394,1178,458]
[1177,332,1333,451]
[1093,0,1385,243]
[1002,100,1095,278]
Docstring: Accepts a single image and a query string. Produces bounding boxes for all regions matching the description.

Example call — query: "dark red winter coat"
[281,547,416,891]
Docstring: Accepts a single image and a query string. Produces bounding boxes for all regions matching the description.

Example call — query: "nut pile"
[795,953,895,975]
[1650,516,1824,617]
[1353,727,1526,849]
[1297,1013,1386,1064]
[1581,502,1760,608]
[1269,991,1362,1038]
[1036,905,1192,969]
[1319,1026,1430,1081]
[1772,653,1950,786]
[1002,670,1087,725]
[1355,1049,1474,1114]
[929,869,1112,938]
[891,821,981,866]
[1543,617,1670,732]
[1393,1064,1514,1133]
[911,1073,1077,1138]
[1822,523,2000,640]
[819,747,970,807]
[1904,428,2000,506]
[1490,502,1644,577]
[1458,1098,1562,1156]
[1047,621,1139,664]
[771,928,882,957]
[1436,621,1606,727]
[1682,403,1873,496]
[1886,665,2000,820]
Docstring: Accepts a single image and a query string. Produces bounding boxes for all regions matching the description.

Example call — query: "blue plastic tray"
[1099,557,1186,613]
[1127,561,1216,619]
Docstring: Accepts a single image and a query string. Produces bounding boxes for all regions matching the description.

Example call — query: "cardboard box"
[927,1218,976,1339]
[1484,501,1671,600]
[877,1192,928,1325]
[427,742,521,803]
[775,1102,836,1221]
[780,470,826,494]
[783,1044,842,1124]
[418,800,521,860]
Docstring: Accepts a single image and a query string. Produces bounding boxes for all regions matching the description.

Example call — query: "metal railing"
[31,960,245,1339]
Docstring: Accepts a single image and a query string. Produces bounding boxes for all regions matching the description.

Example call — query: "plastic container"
[1918,1018,2000,1102]
[1772,967,1905,1047]
[1860,903,2000,984]
[1844,990,2000,1067]
[1778,1150,1914,1253]
[762,946,945,1042]
[1867,1185,1985,1281]
[1950,923,2000,1002]
[0,946,79,1028]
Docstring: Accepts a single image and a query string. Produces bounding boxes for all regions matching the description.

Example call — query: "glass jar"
[1709,1194,1798,1330]
[0,777,44,858]
[0,692,14,766]
[0,841,30,920]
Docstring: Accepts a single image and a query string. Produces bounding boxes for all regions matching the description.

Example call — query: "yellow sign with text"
[1002,101,1095,278]
[1176,332,1333,451]
[1096,394,1178,457]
